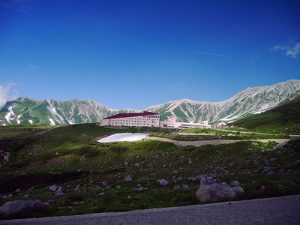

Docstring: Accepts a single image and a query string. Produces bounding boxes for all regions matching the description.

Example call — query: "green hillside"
[0,124,299,219]
[232,96,300,134]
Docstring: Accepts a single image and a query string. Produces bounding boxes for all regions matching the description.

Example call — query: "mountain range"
[0,80,299,126]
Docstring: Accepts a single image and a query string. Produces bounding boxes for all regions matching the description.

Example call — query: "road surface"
[1,195,300,225]
[146,136,289,147]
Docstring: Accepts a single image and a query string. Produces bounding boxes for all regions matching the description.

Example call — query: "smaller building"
[160,116,211,129]
[101,111,160,127]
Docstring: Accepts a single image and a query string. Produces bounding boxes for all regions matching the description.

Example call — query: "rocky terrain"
[0,124,299,219]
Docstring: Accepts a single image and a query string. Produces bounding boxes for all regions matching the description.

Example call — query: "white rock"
[49,185,58,192]
[196,182,236,203]
[230,180,240,187]
[158,179,168,186]
[125,175,132,183]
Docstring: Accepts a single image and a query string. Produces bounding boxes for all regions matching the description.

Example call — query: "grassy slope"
[0,124,299,219]
[231,96,300,134]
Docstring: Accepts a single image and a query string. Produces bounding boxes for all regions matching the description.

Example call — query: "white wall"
[102,115,160,127]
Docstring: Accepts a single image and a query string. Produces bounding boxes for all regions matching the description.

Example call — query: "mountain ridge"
[0,80,299,125]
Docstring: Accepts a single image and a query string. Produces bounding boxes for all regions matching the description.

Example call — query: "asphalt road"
[1,195,300,225]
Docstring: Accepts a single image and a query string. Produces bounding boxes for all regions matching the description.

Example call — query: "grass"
[0,124,299,219]
[231,96,300,134]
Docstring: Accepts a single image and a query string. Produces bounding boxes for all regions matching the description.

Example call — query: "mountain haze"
[0,80,299,126]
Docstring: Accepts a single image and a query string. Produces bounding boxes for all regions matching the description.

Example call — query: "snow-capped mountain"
[0,97,130,126]
[0,80,299,125]
[146,80,300,123]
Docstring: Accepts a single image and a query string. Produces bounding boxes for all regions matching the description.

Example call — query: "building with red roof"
[101,111,160,127]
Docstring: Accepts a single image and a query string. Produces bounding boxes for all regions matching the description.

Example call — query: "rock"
[0,194,12,199]
[182,184,189,190]
[74,185,80,192]
[230,180,240,187]
[135,184,144,192]
[2,152,10,162]
[55,187,64,197]
[196,182,238,203]
[0,200,48,218]
[263,167,274,175]
[232,186,244,196]
[96,192,105,197]
[199,175,215,184]
[158,179,168,186]
[258,185,268,193]
[49,185,58,192]
[188,177,196,181]
[149,172,157,177]
[25,186,35,195]
[102,181,108,187]
[125,175,132,183]
[176,177,183,182]
[173,184,181,190]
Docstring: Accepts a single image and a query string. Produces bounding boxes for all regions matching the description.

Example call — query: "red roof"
[104,111,159,119]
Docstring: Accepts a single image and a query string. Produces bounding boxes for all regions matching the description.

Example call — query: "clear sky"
[1,0,300,109]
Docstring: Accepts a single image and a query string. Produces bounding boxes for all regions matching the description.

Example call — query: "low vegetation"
[0,124,299,219]
[231,96,300,134]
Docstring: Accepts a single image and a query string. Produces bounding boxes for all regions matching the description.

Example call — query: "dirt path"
[146,136,290,147]
[35,126,60,135]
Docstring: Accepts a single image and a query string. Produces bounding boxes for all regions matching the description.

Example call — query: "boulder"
[196,178,244,203]
[0,200,48,218]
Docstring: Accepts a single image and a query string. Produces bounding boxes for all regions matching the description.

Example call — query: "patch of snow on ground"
[28,119,33,124]
[49,118,55,125]
[98,133,148,143]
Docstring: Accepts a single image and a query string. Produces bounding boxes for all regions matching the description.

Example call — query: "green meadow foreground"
[0,124,299,219]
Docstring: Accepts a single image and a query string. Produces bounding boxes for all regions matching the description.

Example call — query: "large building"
[101,111,160,127]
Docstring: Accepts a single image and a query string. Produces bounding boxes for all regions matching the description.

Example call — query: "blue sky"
[0,0,300,109]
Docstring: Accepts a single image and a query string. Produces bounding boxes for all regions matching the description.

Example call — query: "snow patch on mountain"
[0,80,299,126]
[4,106,14,124]
[49,118,55,125]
